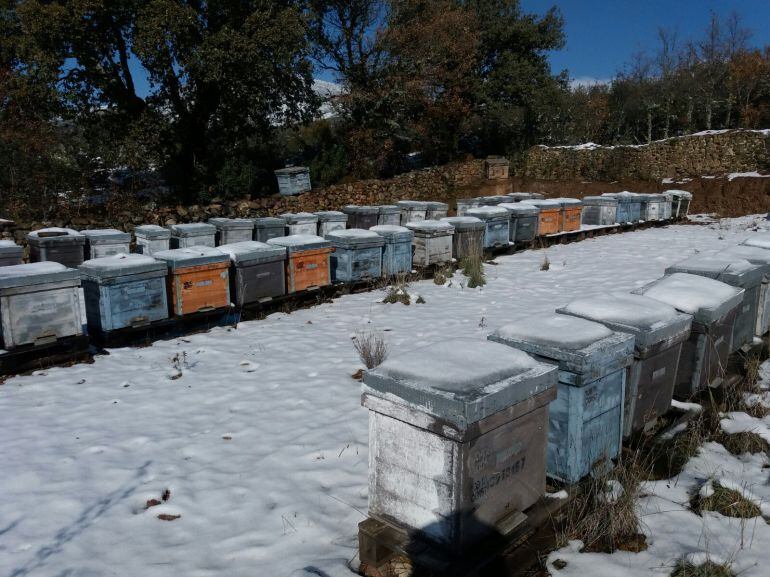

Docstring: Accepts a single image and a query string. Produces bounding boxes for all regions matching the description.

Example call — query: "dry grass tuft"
[717,431,770,456]
[353,329,389,369]
[540,254,550,271]
[433,264,453,285]
[670,560,733,577]
[460,242,486,288]
[695,482,762,519]
[383,274,411,305]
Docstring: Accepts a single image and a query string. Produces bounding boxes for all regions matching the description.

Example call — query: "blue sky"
[523,0,770,85]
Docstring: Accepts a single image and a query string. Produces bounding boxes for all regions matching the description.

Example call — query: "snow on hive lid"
[493,313,613,350]
[363,338,557,427]
[507,192,534,200]
[254,216,286,227]
[582,195,618,204]
[325,228,385,246]
[0,261,79,289]
[342,205,378,214]
[377,205,400,213]
[208,218,254,229]
[425,201,448,209]
[441,216,485,231]
[0,240,22,255]
[719,245,770,266]
[216,241,285,264]
[82,229,131,243]
[28,227,85,244]
[168,223,216,237]
[267,234,330,251]
[79,253,165,279]
[153,246,229,269]
[664,189,692,199]
[632,272,744,324]
[550,197,582,206]
[466,206,509,219]
[396,200,429,208]
[498,203,539,215]
[405,220,454,233]
[135,225,171,239]
[279,212,318,222]
[665,254,766,288]
[742,235,770,250]
[314,211,347,221]
[520,199,561,208]
[370,225,413,240]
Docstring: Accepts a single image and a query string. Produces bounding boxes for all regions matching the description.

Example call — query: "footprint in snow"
[239,361,260,372]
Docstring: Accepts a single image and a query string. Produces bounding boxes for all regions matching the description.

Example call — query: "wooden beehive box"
[581,196,618,226]
[168,223,217,249]
[485,157,510,180]
[275,166,311,196]
[154,246,230,316]
[326,229,385,283]
[217,241,287,305]
[521,200,561,235]
[208,218,255,245]
[267,235,333,293]
[370,225,413,277]
[27,228,86,269]
[405,221,454,267]
[135,225,171,256]
[466,206,510,249]
[0,240,23,267]
[720,245,770,337]
[82,229,131,259]
[440,217,484,260]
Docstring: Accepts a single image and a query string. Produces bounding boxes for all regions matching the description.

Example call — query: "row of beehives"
[359,234,770,552]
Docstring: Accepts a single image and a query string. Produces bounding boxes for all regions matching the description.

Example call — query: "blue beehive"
[490,313,634,483]
[376,206,401,226]
[370,225,413,276]
[499,203,539,242]
[274,166,311,196]
[79,254,169,333]
[603,192,641,223]
[466,206,510,249]
[326,229,385,282]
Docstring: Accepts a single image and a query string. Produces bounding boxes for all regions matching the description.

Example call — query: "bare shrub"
[541,254,550,271]
[460,242,486,288]
[383,274,411,305]
[433,264,453,285]
[353,330,389,369]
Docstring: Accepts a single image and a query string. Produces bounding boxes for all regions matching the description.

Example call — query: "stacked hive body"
[522,200,561,235]
[362,339,557,550]
[441,217,485,260]
[425,202,449,220]
[83,229,131,259]
[315,211,348,236]
[581,196,618,226]
[80,254,169,333]
[28,228,86,268]
[466,206,509,249]
[500,204,539,243]
[342,206,378,230]
[0,241,23,267]
[665,255,766,352]
[633,273,743,397]
[218,241,286,305]
[371,225,413,276]
[720,244,770,337]
[275,166,311,196]
[377,206,401,226]
[604,192,641,224]
[406,221,454,267]
[134,225,171,255]
[552,198,582,232]
[326,229,385,282]
[169,223,216,249]
[397,201,428,225]
[267,235,333,293]
[0,262,82,349]
[209,218,254,245]
[154,247,230,316]
[490,314,634,483]
[281,213,319,236]
[558,293,692,436]
[253,217,286,243]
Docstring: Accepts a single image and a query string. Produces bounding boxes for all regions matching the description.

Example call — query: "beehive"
[371,225,413,276]
[0,240,23,267]
[603,192,642,223]
[28,228,86,268]
[217,241,286,305]
[425,201,449,220]
[521,200,561,235]
[154,246,230,317]
[506,192,535,202]
[466,206,510,249]
[134,225,171,256]
[659,194,673,220]
[314,211,348,236]
[376,205,401,226]
[274,166,311,196]
[668,190,692,219]
[253,217,287,243]
[342,206,379,230]
[168,223,216,249]
[637,194,662,221]
[719,245,770,337]
[326,229,385,283]
[79,254,169,333]
[0,262,82,349]
[484,156,510,180]
[397,201,429,225]
[82,229,131,259]
[558,293,692,436]
[581,196,618,226]
[267,235,333,293]
[665,255,766,352]
[208,218,254,245]
[551,198,583,232]
[500,204,539,243]
[280,212,319,236]
[478,196,511,206]
[490,314,634,483]
[633,273,743,397]
[362,338,557,550]
[441,217,485,260]
[405,221,454,267]
[456,198,482,216]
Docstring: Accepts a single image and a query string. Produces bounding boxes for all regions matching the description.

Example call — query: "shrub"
[353,330,389,369]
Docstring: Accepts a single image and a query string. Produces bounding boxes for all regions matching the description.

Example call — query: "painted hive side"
[331,246,382,282]
[285,248,332,293]
[0,283,82,348]
[169,263,230,316]
[82,275,168,332]
[381,241,412,276]
[231,261,285,305]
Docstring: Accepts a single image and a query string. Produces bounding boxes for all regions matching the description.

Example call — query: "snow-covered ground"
[2,215,770,577]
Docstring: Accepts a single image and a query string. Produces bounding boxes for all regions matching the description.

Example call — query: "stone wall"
[518,129,770,181]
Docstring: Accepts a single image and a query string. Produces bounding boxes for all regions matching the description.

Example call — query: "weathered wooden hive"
[484,156,510,179]
[665,255,766,352]
[134,225,171,256]
[521,199,562,235]
[602,192,641,224]
[376,205,401,226]
[279,212,319,236]
[658,194,673,220]
[664,190,692,219]
[154,246,230,317]
[325,229,385,283]
[370,225,413,277]
[425,201,449,220]
[342,205,379,230]
[253,217,287,243]
[361,338,557,550]
[397,201,429,225]
[405,220,454,267]
[0,240,23,267]
[557,293,692,436]
[633,273,743,398]
[636,193,661,221]
[478,195,510,206]
[79,253,169,333]
[499,203,539,243]
[466,206,510,249]
[719,244,770,337]
[441,217,485,261]
[168,223,216,249]
[455,197,482,216]
[274,166,311,196]
[581,196,618,226]
[314,211,348,236]
[551,198,583,232]
[208,218,255,245]
[267,235,333,293]
[0,262,82,349]
[217,241,286,305]
[490,313,634,483]
[28,228,86,268]
[82,229,131,259]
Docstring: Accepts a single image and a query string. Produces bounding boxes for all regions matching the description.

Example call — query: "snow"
[742,235,770,250]
[325,229,381,240]
[266,234,328,248]
[280,212,318,222]
[493,313,613,350]
[466,206,509,218]
[727,171,770,181]
[216,241,283,261]
[634,272,744,319]
[671,400,703,414]
[0,261,68,279]
[27,227,83,238]
[4,216,770,576]
[559,292,681,332]
[404,220,453,232]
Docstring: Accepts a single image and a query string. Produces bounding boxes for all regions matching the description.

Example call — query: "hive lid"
[550,197,582,206]
[79,253,166,280]
[370,225,414,241]
[719,245,770,267]
[405,220,454,233]
[0,261,80,289]
[274,166,308,175]
[557,292,692,351]
[341,205,378,214]
[520,199,561,208]
[665,254,767,289]
[82,229,131,243]
[467,206,509,219]
[325,228,385,247]
[314,211,347,222]
[267,234,331,252]
[632,272,744,325]
[0,240,22,256]
[377,205,400,214]
[396,200,429,211]
[425,201,448,210]
[280,212,318,223]
[441,216,485,231]
[254,217,286,227]
[362,338,557,428]
[498,203,540,215]
[478,196,510,205]
[135,225,171,239]
[217,241,286,264]
[28,227,85,245]
[456,197,483,205]
[664,189,692,199]
[153,246,230,269]
[168,223,216,237]
[489,313,635,378]
[742,236,770,250]
[208,218,255,230]
[582,195,618,205]
[507,192,534,200]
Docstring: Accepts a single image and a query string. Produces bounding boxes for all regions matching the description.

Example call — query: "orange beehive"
[154,247,231,316]
[555,198,583,232]
[523,200,562,235]
[267,235,333,293]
